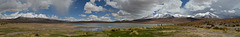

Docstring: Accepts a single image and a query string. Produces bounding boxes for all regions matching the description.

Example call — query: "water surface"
[67,23,161,31]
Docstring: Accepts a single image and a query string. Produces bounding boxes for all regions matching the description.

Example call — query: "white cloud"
[0,12,59,19]
[0,0,31,12]
[228,10,236,13]
[104,0,119,8]
[184,0,217,11]
[0,12,113,21]
[0,0,73,15]
[210,8,215,11]
[105,0,183,20]
[62,14,111,21]
[104,14,110,16]
[63,17,78,21]
[89,15,98,19]
[90,0,96,3]
[182,0,240,18]
[79,14,87,17]
[99,16,112,21]
[105,0,240,20]
[88,15,112,21]
[131,0,240,19]
[52,0,73,15]
[84,0,106,14]
[2,0,240,21]
[60,14,113,21]
[85,10,92,14]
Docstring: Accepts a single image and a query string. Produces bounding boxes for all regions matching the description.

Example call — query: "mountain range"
[0,16,218,24]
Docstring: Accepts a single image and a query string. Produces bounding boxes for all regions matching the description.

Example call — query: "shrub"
[218,27,228,30]
[122,28,128,31]
[0,22,8,26]
[204,27,212,29]
[210,25,215,27]
[213,27,219,29]
[110,28,120,31]
[141,27,147,29]
[129,31,139,35]
[82,32,88,36]
[128,27,134,30]
[234,28,240,32]
[236,24,240,26]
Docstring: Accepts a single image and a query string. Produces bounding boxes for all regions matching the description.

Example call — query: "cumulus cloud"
[184,0,217,11]
[79,14,87,17]
[88,15,112,21]
[182,0,240,18]
[105,0,240,20]
[98,16,112,21]
[61,14,112,21]
[89,15,98,19]
[52,0,73,15]
[84,0,106,14]
[0,12,59,19]
[105,0,183,20]
[2,0,240,21]
[0,12,112,21]
[0,0,73,15]
[63,17,78,21]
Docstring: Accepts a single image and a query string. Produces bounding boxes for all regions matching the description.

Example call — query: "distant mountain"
[0,17,218,24]
[193,12,219,18]
[150,13,219,19]
[110,17,218,24]
[0,17,64,23]
[178,17,240,26]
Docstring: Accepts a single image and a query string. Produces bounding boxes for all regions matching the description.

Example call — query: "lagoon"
[67,23,161,31]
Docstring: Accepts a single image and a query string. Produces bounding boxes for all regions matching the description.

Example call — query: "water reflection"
[67,23,161,31]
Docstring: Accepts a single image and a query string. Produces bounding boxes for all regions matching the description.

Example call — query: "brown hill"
[110,17,218,24]
[67,17,217,24]
[0,17,217,24]
[0,17,64,23]
[178,17,240,26]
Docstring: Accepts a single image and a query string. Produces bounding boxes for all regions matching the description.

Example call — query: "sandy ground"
[0,23,90,37]
[170,26,240,37]
[0,23,239,37]
[0,23,88,30]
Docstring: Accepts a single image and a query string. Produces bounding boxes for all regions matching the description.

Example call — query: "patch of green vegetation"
[0,22,8,26]
[103,28,179,37]
[0,28,34,35]
[70,31,101,37]
[178,18,240,35]
[9,33,42,37]
[49,33,68,37]
[64,25,181,37]
[1,24,182,37]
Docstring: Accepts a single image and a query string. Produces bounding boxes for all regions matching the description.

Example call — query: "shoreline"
[0,23,239,37]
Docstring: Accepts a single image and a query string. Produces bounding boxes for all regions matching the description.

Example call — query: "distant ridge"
[0,17,218,24]
[0,17,64,23]
[110,17,218,24]
[178,17,240,26]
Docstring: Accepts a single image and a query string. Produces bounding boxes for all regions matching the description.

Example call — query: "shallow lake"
[67,23,162,31]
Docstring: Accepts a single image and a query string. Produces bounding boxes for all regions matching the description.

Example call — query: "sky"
[0,0,240,21]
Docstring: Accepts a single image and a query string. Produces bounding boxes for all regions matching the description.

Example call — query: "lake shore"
[0,23,239,37]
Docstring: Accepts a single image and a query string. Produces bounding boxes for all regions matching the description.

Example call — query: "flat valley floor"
[0,23,239,37]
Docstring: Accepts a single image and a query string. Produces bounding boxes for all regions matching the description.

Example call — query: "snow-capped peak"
[194,12,219,18]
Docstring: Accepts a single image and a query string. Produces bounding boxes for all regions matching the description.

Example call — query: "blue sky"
[1,0,239,21]
[30,0,188,19]
[3,0,122,20]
